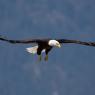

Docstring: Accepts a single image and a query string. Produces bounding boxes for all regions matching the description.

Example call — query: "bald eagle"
[0,35,95,61]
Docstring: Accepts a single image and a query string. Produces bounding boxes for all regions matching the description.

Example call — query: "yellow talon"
[44,55,48,61]
[38,55,42,62]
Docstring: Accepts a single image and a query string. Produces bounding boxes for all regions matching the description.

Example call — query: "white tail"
[26,46,38,54]
[26,45,45,54]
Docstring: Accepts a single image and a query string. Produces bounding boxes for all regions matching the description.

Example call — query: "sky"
[0,0,95,95]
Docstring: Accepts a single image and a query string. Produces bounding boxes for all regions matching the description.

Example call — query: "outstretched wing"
[0,35,95,47]
[0,35,44,44]
[57,39,95,47]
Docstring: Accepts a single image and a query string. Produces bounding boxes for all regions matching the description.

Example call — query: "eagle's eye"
[56,43,59,45]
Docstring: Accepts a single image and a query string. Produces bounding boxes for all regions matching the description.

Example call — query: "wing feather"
[0,35,43,44]
[57,39,95,47]
[0,35,95,47]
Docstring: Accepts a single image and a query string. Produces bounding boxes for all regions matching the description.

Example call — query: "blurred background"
[0,0,95,95]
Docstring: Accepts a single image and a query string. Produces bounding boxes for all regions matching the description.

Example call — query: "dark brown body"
[37,41,52,55]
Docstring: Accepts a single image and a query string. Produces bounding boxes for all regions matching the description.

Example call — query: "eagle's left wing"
[0,35,43,44]
[57,39,95,47]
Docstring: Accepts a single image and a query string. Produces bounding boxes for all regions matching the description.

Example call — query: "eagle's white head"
[48,40,61,48]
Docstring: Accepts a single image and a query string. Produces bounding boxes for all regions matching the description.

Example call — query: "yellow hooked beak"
[56,43,61,48]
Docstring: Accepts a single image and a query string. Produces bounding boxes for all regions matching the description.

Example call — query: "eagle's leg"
[44,54,48,61]
[37,46,43,61]
[38,55,42,61]
[44,47,52,61]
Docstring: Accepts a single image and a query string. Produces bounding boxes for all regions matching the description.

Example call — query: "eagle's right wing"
[57,39,95,47]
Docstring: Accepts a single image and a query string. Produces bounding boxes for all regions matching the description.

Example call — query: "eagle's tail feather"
[26,46,45,54]
[26,46,38,54]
